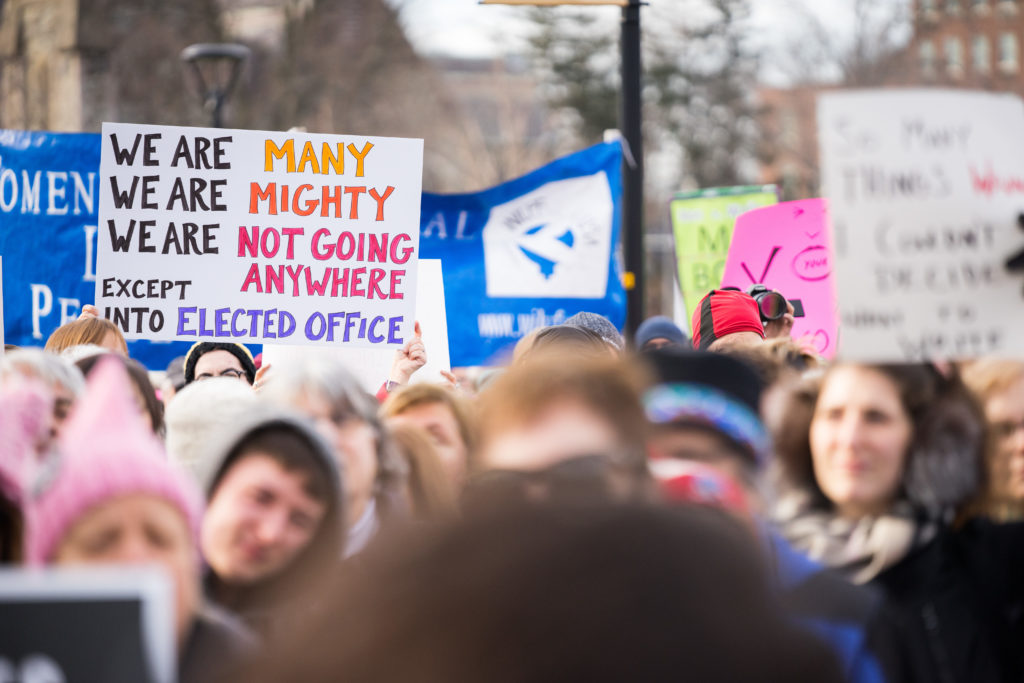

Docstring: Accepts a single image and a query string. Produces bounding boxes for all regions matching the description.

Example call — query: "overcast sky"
[388,0,871,76]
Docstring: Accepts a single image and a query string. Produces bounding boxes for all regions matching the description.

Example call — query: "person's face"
[649,427,757,508]
[201,453,326,585]
[390,402,467,485]
[983,375,1024,501]
[482,400,622,472]
[293,392,379,524]
[810,366,913,518]
[193,350,248,383]
[641,337,676,352]
[55,494,198,648]
[51,385,75,440]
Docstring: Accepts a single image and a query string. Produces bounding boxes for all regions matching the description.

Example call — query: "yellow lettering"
[347,142,374,178]
[264,139,295,173]
[297,142,321,174]
[321,143,344,175]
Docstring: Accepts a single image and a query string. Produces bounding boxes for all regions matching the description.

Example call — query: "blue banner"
[420,142,625,366]
[0,131,192,368]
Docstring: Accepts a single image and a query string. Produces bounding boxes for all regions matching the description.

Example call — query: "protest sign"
[0,567,175,683]
[819,89,1024,361]
[420,141,625,367]
[670,185,778,323]
[0,131,190,366]
[721,199,838,358]
[262,258,451,391]
[94,123,423,349]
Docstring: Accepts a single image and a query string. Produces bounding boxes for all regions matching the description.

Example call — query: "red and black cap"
[690,289,765,351]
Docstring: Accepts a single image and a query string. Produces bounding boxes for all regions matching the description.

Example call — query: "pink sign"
[721,199,838,358]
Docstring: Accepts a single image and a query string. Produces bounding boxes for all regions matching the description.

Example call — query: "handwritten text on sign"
[818,90,1024,361]
[95,123,423,347]
[721,199,839,358]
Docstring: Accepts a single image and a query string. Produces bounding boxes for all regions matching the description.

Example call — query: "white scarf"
[773,490,938,585]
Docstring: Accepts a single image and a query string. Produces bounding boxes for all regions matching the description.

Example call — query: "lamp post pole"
[620,0,644,340]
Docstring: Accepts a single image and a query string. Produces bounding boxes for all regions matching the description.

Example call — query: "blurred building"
[912,0,1024,88]
[0,0,222,131]
[757,0,1024,200]
[427,55,564,192]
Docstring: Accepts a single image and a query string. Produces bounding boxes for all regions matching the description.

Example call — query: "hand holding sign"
[389,321,427,385]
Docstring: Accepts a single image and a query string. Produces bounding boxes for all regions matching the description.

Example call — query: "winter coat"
[768,531,900,683]
[869,519,1024,683]
[179,603,257,683]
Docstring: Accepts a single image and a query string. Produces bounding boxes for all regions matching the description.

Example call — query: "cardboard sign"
[95,123,423,349]
[819,89,1024,361]
[262,259,451,392]
[670,186,778,323]
[0,567,175,683]
[721,199,838,358]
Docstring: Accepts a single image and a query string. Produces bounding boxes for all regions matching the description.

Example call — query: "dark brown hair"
[771,363,985,513]
[226,427,332,505]
[240,502,843,683]
[75,354,164,437]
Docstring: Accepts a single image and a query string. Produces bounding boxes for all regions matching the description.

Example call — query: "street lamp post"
[180,43,251,128]
[620,0,644,341]
[479,0,645,339]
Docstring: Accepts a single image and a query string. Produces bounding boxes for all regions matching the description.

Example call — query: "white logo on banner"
[483,171,613,298]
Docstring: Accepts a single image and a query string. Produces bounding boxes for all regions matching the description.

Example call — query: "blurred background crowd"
[2,291,1024,682]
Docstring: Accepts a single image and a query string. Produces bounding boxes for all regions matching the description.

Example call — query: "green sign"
[670,185,778,324]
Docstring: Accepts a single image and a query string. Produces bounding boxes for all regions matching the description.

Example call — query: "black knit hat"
[183,342,256,385]
[641,348,769,465]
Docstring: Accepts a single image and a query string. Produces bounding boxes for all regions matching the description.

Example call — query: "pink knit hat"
[26,356,203,565]
[0,377,52,505]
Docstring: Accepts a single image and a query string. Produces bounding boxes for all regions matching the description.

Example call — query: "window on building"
[998,0,1019,15]
[1000,32,1019,71]
[973,0,990,13]
[946,37,965,76]
[947,0,962,13]
[921,40,937,77]
[974,35,992,72]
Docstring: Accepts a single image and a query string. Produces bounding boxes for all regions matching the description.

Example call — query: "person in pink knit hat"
[0,377,52,563]
[25,356,252,683]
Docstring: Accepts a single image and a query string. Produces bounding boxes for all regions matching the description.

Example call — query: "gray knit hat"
[563,312,624,351]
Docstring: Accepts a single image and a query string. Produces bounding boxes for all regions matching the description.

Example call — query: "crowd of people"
[1,287,1024,682]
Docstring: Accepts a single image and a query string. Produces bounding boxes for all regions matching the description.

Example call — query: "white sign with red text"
[819,89,1024,361]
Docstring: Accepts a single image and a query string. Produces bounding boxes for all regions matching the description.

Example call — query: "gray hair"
[0,348,86,398]
[260,356,407,497]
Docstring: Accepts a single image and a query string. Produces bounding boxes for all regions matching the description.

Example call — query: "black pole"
[621,0,644,341]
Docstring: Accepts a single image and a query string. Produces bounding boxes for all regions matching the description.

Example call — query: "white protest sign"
[262,258,452,392]
[95,123,423,349]
[0,567,175,683]
[819,89,1024,361]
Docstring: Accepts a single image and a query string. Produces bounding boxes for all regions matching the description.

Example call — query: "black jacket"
[871,520,1024,683]
[179,604,257,683]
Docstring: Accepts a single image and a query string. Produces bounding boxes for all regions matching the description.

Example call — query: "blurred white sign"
[819,89,1024,361]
